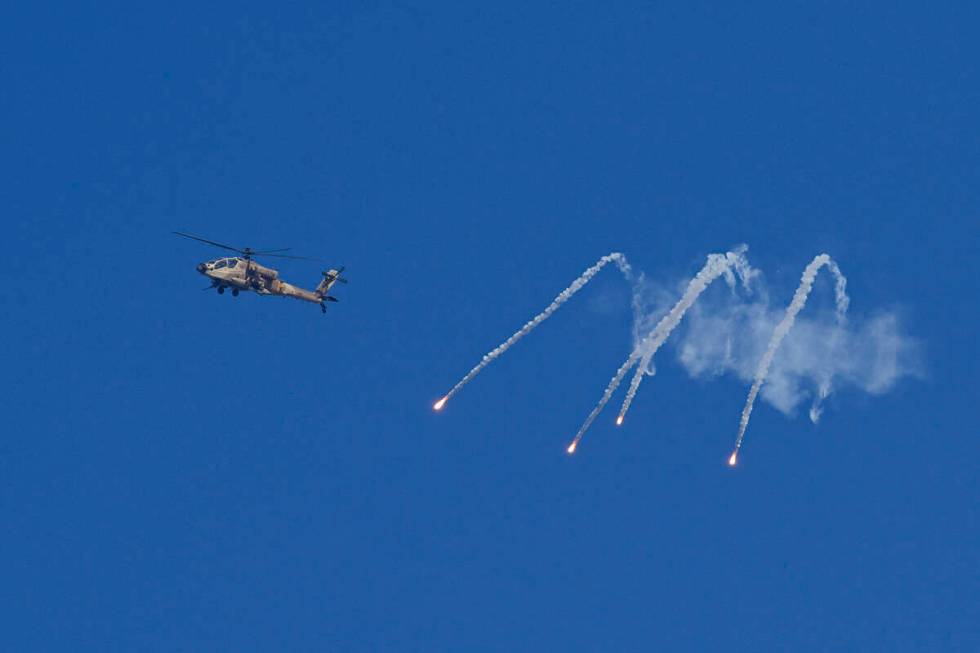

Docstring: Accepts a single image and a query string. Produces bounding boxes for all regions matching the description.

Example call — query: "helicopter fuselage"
[175,231,344,314]
[198,257,334,306]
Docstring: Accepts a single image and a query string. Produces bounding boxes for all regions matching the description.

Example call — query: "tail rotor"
[315,266,347,312]
[325,266,348,284]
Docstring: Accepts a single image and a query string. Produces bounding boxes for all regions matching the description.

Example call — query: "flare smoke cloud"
[433,246,919,463]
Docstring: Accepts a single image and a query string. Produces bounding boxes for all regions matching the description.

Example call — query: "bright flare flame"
[728,452,738,467]
[566,442,577,454]
[615,416,624,426]
[433,397,448,411]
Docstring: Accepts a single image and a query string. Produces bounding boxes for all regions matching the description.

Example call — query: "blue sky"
[3,3,978,650]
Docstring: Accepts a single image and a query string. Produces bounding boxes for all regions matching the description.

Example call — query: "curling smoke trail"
[729,254,847,464]
[567,248,750,452]
[434,253,632,411]
[807,260,849,422]
[615,249,753,425]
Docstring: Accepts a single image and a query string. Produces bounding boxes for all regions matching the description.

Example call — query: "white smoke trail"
[807,259,849,422]
[615,248,754,425]
[827,260,849,320]
[567,247,751,452]
[730,254,847,464]
[565,354,639,453]
[434,253,632,411]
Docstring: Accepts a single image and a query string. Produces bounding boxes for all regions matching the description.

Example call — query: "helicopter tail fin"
[315,267,347,299]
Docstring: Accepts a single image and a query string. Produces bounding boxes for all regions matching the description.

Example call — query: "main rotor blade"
[175,232,325,262]
[173,231,245,254]
[260,253,326,262]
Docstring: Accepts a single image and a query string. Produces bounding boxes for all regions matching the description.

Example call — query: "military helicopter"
[174,231,346,314]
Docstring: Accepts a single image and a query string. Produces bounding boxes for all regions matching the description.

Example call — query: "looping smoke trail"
[615,248,753,425]
[729,254,847,464]
[567,247,751,452]
[808,260,850,422]
[434,253,632,411]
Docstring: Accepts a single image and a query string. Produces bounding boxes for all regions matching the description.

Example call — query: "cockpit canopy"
[208,258,240,269]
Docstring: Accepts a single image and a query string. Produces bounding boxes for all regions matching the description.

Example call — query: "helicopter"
[174,231,346,314]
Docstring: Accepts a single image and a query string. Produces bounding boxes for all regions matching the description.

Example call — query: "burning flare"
[728,452,738,467]
[433,397,448,411]
[615,416,624,426]
[566,442,577,454]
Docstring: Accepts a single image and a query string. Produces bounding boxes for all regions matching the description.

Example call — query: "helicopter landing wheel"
[232,288,239,297]
[217,286,225,294]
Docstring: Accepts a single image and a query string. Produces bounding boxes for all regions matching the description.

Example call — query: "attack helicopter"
[174,231,346,314]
